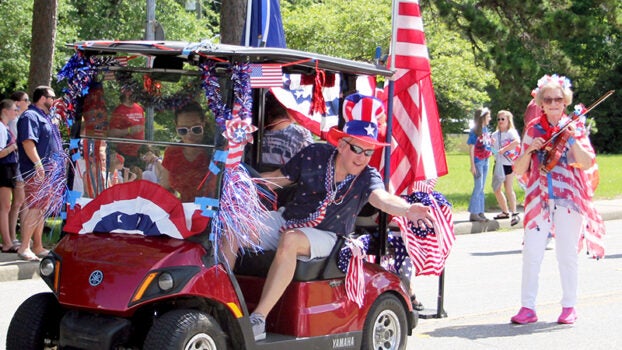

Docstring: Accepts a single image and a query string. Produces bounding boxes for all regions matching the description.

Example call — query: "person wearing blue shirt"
[244,93,435,341]
[16,86,61,261]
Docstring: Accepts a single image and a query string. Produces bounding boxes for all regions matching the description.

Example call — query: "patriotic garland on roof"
[57,52,118,127]
[114,71,200,112]
[58,52,200,121]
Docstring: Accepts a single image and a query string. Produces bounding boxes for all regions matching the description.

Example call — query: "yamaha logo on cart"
[89,270,104,286]
[332,336,355,348]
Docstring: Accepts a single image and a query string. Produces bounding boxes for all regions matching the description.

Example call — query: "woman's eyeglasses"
[497,118,506,121]
[543,97,564,105]
[176,125,204,136]
[343,139,374,157]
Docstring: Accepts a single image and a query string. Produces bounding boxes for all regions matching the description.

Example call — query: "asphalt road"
[407,219,622,350]
[1,220,620,349]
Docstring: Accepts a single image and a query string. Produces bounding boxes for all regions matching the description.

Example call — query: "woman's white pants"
[521,200,583,309]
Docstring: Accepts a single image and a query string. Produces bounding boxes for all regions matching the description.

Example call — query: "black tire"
[361,293,408,350]
[6,292,62,350]
[143,309,227,350]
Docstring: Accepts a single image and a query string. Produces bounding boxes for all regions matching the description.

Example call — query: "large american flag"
[380,1,453,277]
[380,0,448,195]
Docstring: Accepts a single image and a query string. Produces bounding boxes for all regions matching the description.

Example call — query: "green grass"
[436,153,622,212]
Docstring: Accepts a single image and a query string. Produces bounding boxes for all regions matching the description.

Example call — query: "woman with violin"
[511,74,605,325]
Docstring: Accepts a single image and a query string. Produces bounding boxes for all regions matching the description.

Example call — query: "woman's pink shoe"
[557,307,577,324]
[511,307,538,324]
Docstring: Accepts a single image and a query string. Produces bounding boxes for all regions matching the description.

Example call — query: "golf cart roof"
[69,40,393,77]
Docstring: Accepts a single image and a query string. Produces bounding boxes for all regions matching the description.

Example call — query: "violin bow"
[543,89,615,147]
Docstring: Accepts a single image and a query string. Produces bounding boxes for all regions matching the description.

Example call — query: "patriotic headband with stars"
[327,93,389,148]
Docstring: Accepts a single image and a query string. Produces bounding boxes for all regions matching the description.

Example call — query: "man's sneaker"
[510,307,538,324]
[249,312,266,341]
[557,307,577,324]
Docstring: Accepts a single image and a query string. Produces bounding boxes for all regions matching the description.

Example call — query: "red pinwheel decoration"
[223,118,258,145]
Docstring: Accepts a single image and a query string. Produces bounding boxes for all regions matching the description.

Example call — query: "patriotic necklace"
[283,150,357,229]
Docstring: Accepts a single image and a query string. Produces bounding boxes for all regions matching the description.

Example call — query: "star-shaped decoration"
[364,123,376,136]
[223,118,258,145]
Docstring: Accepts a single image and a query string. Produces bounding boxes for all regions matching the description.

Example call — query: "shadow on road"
[470,250,522,256]
[421,322,570,340]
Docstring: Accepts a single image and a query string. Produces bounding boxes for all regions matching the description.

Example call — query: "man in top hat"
[247,93,434,340]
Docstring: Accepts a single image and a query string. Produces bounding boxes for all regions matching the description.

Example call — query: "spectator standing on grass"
[467,107,492,222]
[491,110,521,226]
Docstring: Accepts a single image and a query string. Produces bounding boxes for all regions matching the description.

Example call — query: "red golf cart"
[7,41,417,350]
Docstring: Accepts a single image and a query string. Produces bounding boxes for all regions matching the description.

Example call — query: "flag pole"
[384,0,399,187]
[377,0,400,257]
[244,0,253,46]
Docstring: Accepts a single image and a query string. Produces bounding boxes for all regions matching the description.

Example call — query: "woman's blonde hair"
[535,81,573,108]
[495,110,515,131]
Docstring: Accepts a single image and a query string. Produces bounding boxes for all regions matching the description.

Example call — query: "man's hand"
[405,203,435,229]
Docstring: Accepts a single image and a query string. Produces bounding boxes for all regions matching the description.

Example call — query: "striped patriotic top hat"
[327,93,389,148]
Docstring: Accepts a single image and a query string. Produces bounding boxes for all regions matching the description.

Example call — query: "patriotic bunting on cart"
[64,180,210,239]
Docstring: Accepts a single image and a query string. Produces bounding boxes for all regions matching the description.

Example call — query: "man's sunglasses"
[343,139,374,157]
[176,125,204,136]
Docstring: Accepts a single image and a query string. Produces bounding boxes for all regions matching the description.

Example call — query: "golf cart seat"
[234,235,347,282]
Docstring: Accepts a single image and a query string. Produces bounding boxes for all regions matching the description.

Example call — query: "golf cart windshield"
[61,40,392,239]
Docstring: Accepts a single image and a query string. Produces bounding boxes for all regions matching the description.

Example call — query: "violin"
[540,90,615,173]
[540,116,579,173]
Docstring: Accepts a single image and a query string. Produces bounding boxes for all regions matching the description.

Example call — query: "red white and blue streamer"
[343,236,368,308]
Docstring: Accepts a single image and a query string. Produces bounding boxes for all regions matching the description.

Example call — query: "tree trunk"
[220,0,247,45]
[27,0,58,93]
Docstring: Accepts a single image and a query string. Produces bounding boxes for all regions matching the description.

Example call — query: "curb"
[0,259,40,282]
[453,199,621,235]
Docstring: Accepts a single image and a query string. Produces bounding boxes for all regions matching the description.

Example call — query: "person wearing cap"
[246,93,435,341]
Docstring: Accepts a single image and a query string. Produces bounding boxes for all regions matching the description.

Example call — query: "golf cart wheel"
[143,309,227,350]
[6,292,62,350]
[361,293,408,350]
